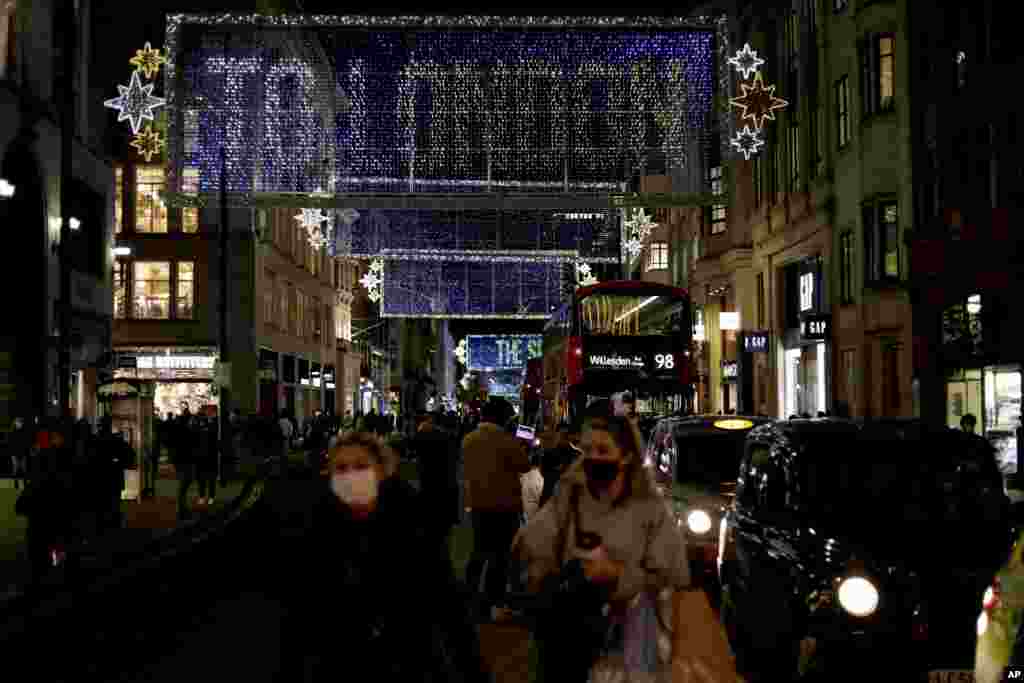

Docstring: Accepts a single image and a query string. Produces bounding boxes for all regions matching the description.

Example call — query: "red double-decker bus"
[541,280,693,434]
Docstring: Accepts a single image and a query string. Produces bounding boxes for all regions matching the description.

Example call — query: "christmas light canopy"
[360,259,384,303]
[727,43,764,80]
[104,70,167,136]
[338,208,360,226]
[729,71,788,130]
[129,42,167,80]
[730,125,765,161]
[163,15,720,199]
[131,126,165,162]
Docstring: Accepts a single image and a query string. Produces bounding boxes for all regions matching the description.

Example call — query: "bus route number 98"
[655,354,675,370]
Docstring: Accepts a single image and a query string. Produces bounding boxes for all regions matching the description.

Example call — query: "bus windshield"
[578,293,682,336]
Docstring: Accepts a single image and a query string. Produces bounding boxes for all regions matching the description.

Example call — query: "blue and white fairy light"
[164,15,719,199]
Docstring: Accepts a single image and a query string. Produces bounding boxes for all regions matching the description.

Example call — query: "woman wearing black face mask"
[514,415,690,682]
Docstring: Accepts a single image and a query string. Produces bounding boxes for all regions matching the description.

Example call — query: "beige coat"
[514,460,690,604]
[462,423,531,512]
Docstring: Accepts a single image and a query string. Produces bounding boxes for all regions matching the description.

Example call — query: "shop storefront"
[947,364,1021,473]
[778,259,830,418]
[114,348,218,419]
[692,307,710,413]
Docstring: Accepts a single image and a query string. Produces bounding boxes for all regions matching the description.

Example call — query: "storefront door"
[783,343,827,417]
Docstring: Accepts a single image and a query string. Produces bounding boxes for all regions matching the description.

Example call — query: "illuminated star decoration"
[575,259,599,289]
[130,126,165,162]
[129,42,166,80]
[454,339,467,366]
[104,70,167,136]
[295,208,329,230]
[730,125,765,161]
[729,71,789,130]
[626,207,658,243]
[727,43,765,80]
[360,259,384,303]
[624,237,643,259]
[306,226,328,250]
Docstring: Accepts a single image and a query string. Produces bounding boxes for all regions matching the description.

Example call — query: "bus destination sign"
[587,353,646,370]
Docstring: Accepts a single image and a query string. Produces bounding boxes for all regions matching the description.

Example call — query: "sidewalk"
[0,454,257,598]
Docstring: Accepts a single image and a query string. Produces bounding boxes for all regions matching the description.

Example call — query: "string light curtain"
[165,15,720,200]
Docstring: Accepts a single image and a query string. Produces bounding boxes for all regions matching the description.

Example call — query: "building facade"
[905,1,1021,464]
[110,161,218,422]
[253,208,338,421]
[684,0,919,419]
[1,0,114,424]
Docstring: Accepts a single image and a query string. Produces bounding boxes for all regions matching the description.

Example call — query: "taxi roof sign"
[713,418,755,430]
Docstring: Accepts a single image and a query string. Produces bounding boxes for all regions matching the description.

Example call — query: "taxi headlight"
[687,509,713,535]
[837,576,880,617]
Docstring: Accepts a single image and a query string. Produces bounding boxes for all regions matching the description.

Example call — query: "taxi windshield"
[674,431,747,486]
[800,433,1006,525]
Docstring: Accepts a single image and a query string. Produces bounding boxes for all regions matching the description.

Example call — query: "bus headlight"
[687,509,713,535]
[837,576,879,617]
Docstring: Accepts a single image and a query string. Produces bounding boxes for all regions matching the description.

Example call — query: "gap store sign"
[467,335,543,371]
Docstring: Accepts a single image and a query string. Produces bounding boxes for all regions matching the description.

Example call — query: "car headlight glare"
[687,509,713,535]
[837,576,879,617]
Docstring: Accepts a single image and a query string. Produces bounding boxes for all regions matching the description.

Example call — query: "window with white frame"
[123,260,195,320]
[861,33,896,116]
[133,262,170,319]
[647,242,669,271]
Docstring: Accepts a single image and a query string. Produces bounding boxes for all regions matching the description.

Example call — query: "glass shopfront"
[779,258,829,418]
[947,364,1021,473]
[782,342,827,417]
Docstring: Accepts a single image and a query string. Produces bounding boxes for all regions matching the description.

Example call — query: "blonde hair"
[328,432,399,479]
[566,415,659,501]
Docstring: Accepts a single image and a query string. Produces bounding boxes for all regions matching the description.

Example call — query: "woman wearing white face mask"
[278,432,490,683]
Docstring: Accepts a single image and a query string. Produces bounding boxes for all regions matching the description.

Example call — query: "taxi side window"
[738,445,770,509]
[740,444,789,518]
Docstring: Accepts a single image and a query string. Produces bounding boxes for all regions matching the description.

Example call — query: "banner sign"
[800,314,831,341]
[743,331,769,353]
[467,335,543,371]
[721,360,738,381]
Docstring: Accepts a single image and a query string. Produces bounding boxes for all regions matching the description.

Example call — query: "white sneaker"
[208,498,215,506]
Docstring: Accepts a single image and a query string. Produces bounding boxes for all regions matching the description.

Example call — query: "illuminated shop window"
[135,166,168,233]
[133,261,170,319]
[176,262,194,319]
[647,242,669,271]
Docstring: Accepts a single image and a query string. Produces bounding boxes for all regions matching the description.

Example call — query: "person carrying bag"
[512,414,739,683]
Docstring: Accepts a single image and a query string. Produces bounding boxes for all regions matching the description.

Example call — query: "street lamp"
[69,217,81,231]
[0,178,14,198]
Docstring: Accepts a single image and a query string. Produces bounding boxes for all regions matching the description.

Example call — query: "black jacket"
[278,476,486,682]
[414,427,460,529]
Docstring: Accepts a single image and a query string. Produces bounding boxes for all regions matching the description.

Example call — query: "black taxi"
[718,418,1013,682]
[644,414,774,591]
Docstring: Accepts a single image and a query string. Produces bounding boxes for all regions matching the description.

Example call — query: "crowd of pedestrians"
[6,395,701,680]
[5,416,134,579]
